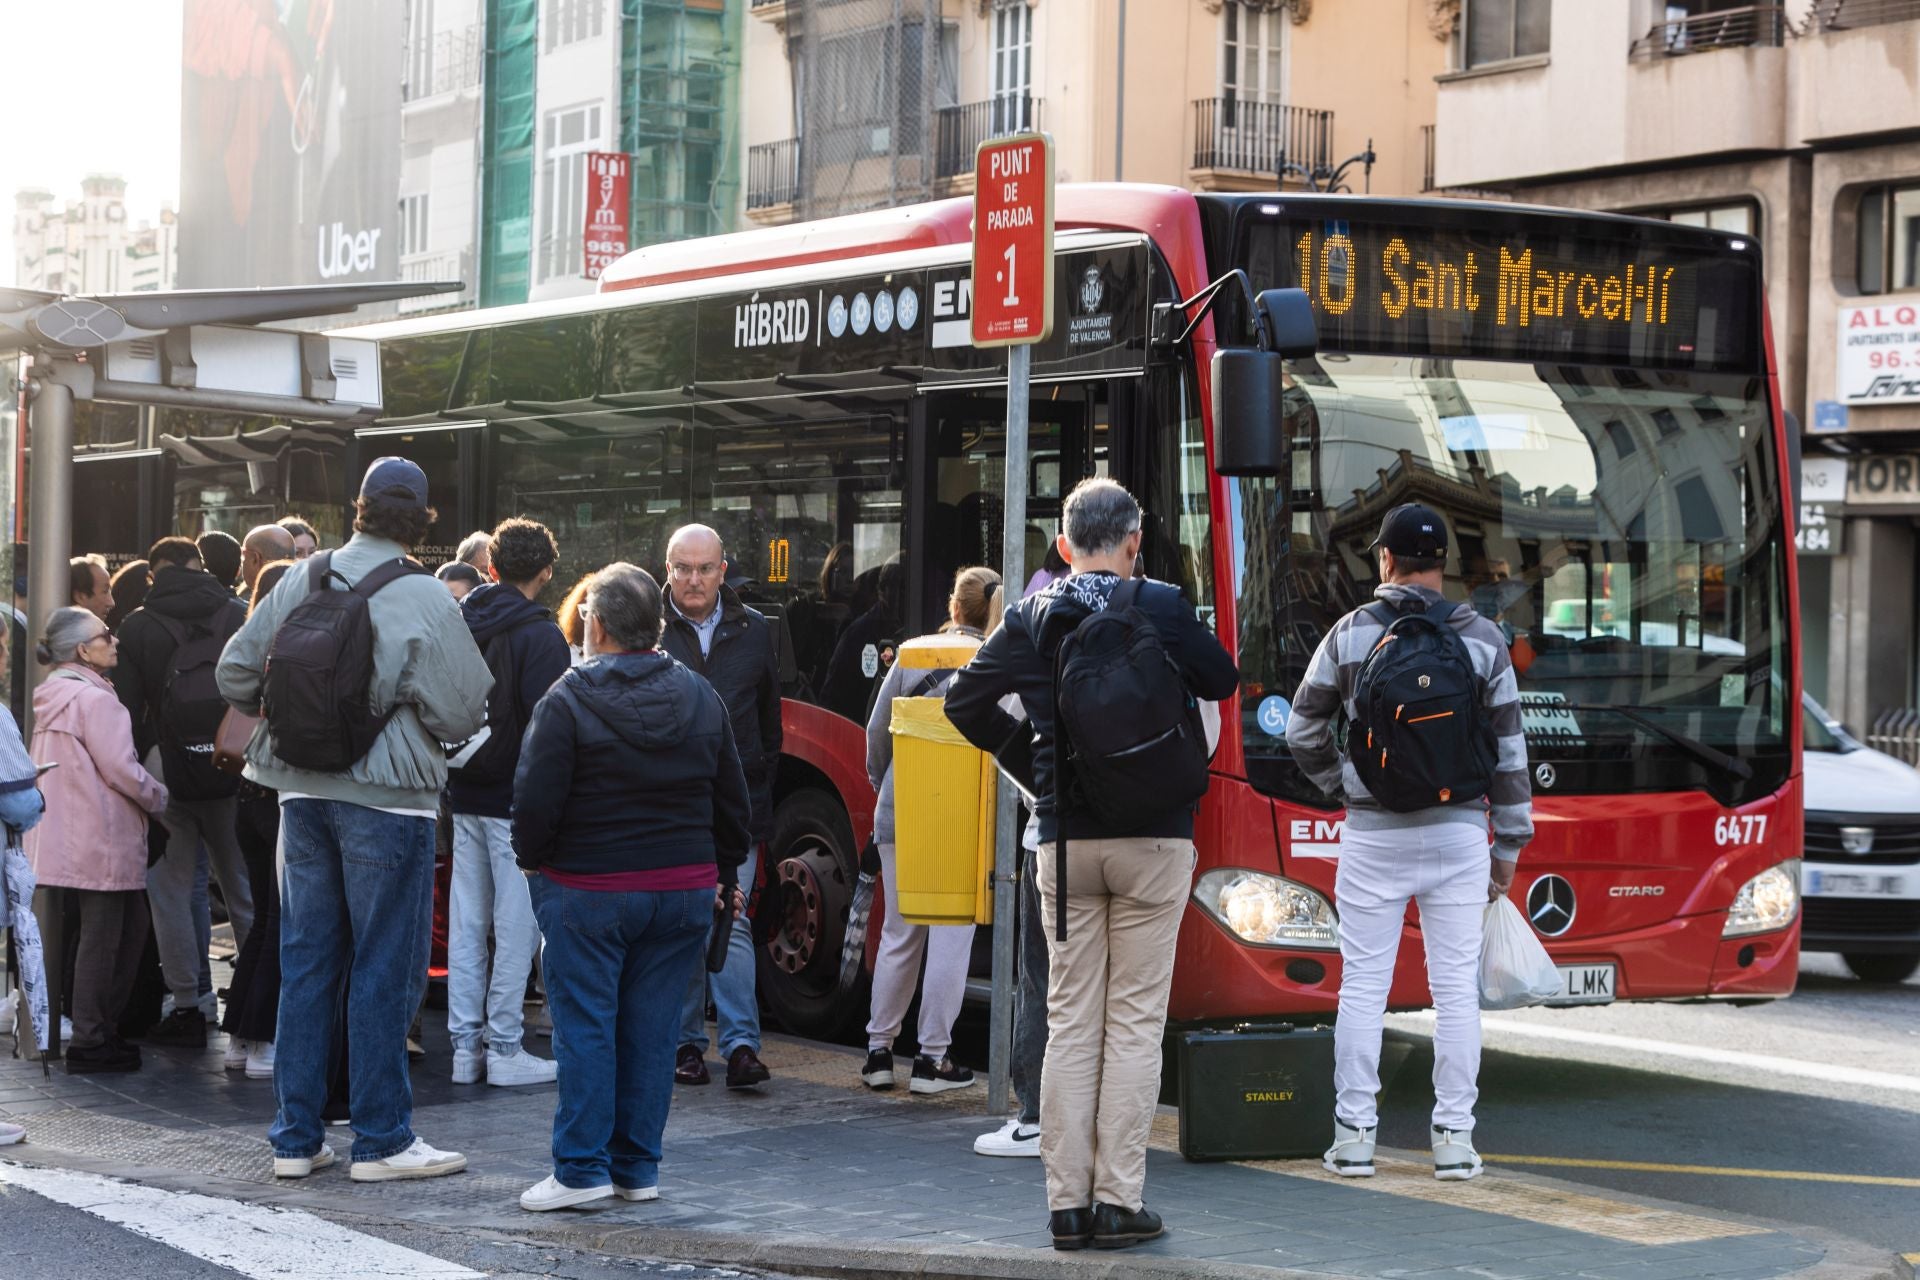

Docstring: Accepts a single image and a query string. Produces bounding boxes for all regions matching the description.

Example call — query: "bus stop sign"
[971,133,1054,347]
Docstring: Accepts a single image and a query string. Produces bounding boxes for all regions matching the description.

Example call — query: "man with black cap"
[218,457,491,1185]
[1285,502,1532,1185]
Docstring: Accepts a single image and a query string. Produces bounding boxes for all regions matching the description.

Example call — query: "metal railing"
[935,97,1042,180]
[1420,124,1437,191]
[747,138,800,210]
[1806,0,1920,29]
[1632,4,1783,56]
[404,24,483,101]
[397,249,471,314]
[1191,98,1334,180]
[1868,707,1920,766]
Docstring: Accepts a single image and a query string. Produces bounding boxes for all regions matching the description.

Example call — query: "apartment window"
[546,0,604,51]
[539,103,603,283]
[991,0,1032,132]
[407,0,435,99]
[399,193,431,257]
[1222,0,1285,122]
[1665,202,1756,236]
[1464,0,1550,67]
[1858,184,1920,296]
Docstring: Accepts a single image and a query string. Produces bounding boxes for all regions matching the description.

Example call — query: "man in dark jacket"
[114,536,254,1047]
[945,479,1238,1251]
[660,523,781,1091]
[447,518,571,1089]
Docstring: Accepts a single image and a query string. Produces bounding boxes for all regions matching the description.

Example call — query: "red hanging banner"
[584,152,631,281]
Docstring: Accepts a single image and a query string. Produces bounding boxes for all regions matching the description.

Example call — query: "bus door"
[350,422,485,567]
[72,449,174,573]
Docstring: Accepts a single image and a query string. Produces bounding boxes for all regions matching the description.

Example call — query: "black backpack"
[262,553,429,773]
[450,616,549,790]
[1346,600,1497,813]
[151,607,243,801]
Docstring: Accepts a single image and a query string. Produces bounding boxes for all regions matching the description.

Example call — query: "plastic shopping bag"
[1479,896,1563,1010]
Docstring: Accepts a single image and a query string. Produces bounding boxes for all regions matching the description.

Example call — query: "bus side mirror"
[1213,288,1316,477]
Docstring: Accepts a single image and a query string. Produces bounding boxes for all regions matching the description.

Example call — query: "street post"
[971,131,1054,1115]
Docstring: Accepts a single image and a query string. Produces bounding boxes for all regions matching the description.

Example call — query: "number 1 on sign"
[1003,243,1020,307]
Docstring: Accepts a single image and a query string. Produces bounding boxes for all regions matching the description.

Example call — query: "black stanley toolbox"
[1176,1023,1336,1161]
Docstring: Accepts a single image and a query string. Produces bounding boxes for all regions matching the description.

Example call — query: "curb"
[1896,1252,1919,1280]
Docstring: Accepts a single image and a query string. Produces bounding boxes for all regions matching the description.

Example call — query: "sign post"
[973,132,1053,1118]
[583,152,632,281]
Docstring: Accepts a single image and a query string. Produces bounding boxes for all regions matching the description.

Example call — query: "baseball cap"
[1369,503,1448,558]
[359,457,430,511]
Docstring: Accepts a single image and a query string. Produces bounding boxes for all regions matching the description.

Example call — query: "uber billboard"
[178,0,403,289]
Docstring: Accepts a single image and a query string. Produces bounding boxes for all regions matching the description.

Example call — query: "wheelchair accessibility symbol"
[1256,696,1291,736]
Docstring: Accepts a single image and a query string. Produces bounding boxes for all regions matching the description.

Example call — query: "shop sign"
[1838,303,1920,406]
[1844,453,1920,506]
[1798,455,1845,556]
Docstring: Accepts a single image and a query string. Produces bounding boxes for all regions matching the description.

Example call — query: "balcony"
[933,97,1043,191]
[746,138,800,222]
[1807,0,1920,30]
[403,24,483,104]
[398,248,472,314]
[1631,4,1783,57]
[1189,98,1334,192]
[750,0,789,20]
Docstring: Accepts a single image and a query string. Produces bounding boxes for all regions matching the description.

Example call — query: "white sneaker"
[273,1143,335,1178]
[350,1137,467,1182]
[613,1185,658,1202]
[451,1047,484,1085]
[520,1174,612,1212]
[1432,1126,1483,1181]
[0,1121,24,1146]
[224,1038,250,1071]
[245,1041,276,1080]
[486,1047,558,1087]
[59,1016,72,1043]
[0,990,16,1035]
[1323,1119,1377,1177]
[973,1119,1042,1158]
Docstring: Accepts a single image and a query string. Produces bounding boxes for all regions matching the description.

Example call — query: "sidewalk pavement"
[0,1017,1898,1280]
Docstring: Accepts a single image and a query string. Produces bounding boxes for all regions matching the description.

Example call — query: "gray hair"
[1061,478,1142,558]
[587,563,664,651]
[37,606,102,667]
[456,531,492,566]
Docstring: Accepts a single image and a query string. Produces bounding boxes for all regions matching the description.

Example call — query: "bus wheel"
[1843,952,1920,984]
[759,789,865,1040]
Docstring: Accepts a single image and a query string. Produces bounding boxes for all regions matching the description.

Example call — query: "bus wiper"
[1548,704,1754,781]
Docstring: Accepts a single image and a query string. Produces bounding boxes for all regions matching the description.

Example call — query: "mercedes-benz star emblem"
[1527,874,1576,937]
[1534,762,1557,789]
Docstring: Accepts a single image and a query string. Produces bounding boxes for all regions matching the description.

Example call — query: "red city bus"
[332,183,1801,1034]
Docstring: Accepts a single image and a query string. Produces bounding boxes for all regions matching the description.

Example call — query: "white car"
[1800,694,1920,983]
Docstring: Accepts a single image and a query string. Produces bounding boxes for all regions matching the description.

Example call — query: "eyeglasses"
[668,561,721,580]
[84,630,114,646]
[577,603,593,622]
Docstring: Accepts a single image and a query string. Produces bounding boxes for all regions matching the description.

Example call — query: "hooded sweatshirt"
[113,565,246,760]
[510,650,752,889]
[26,664,168,891]
[447,581,571,819]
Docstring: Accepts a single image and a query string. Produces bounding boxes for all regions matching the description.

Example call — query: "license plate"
[1806,869,1908,897]
[1548,964,1615,1005]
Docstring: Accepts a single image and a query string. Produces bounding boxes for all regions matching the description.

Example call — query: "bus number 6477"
[1714,814,1769,846]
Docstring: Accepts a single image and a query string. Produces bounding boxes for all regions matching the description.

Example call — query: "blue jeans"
[531,875,710,1190]
[678,848,760,1056]
[269,800,434,1163]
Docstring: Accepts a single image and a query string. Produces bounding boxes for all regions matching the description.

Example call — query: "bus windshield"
[1230,355,1791,807]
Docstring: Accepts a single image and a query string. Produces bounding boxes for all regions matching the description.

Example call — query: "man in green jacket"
[217,458,490,1185]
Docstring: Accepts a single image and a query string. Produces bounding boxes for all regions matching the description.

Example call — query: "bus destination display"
[1241,218,1760,373]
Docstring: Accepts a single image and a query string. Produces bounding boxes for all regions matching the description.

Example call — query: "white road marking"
[0,1160,482,1279]
[1391,1010,1920,1095]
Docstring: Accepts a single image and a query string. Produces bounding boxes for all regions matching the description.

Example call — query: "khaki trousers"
[1035,836,1195,1212]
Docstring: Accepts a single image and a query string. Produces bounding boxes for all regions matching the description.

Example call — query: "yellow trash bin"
[888,635,996,926]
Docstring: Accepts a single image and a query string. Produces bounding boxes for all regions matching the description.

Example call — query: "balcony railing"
[404,24,483,102]
[1806,0,1920,29]
[1191,98,1334,181]
[1631,4,1783,57]
[397,248,471,314]
[747,138,800,211]
[934,97,1043,180]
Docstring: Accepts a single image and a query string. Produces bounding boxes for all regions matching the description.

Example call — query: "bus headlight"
[1722,860,1799,937]
[1194,869,1339,950]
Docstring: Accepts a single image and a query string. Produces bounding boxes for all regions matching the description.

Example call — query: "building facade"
[12,177,178,295]
[1432,0,1920,740]
[741,0,1450,223]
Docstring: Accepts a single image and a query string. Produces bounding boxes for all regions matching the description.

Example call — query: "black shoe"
[725,1046,771,1089]
[860,1048,895,1089]
[1092,1201,1164,1249]
[65,1042,141,1075]
[1049,1208,1094,1251]
[143,1009,207,1047]
[674,1044,710,1086]
[909,1054,976,1095]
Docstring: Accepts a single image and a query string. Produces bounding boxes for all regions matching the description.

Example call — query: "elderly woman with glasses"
[510,563,751,1213]
[26,607,169,1074]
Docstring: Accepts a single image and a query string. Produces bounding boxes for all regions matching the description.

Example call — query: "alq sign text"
[1838,301,1920,406]
[971,133,1054,348]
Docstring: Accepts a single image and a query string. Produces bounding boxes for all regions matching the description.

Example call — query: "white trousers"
[447,814,543,1056]
[865,842,975,1060]
[1333,822,1489,1132]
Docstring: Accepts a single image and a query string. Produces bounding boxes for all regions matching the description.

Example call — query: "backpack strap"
[1423,599,1459,627]
[1051,637,1069,943]
[1107,576,1145,613]
[307,550,337,593]
[350,558,428,598]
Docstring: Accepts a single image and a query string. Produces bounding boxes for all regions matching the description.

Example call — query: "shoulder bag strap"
[1051,637,1069,943]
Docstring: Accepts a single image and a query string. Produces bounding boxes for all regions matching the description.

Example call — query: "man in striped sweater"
[1285,502,1534,1184]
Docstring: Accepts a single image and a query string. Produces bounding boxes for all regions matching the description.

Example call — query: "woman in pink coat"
[26,607,169,1074]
